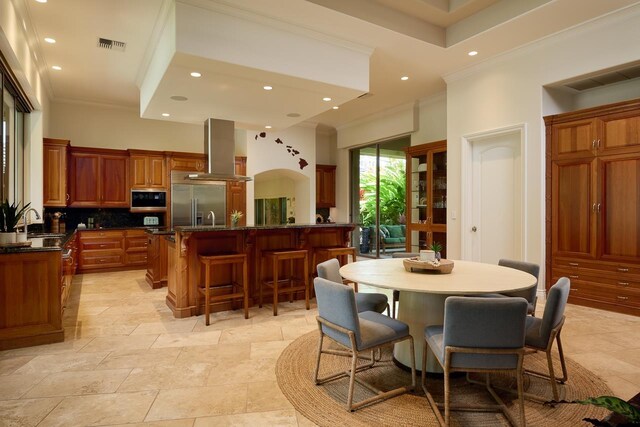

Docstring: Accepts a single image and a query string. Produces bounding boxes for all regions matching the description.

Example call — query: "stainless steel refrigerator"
[171,172,226,227]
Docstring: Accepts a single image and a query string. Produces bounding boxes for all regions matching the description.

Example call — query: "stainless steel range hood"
[185,118,252,182]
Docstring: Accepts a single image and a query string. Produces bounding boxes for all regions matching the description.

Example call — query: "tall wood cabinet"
[546,98,640,316]
[405,140,447,257]
[129,150,167,189]
[43,138,69,207]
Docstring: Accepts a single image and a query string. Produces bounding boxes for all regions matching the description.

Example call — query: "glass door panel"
[431,150,447,226]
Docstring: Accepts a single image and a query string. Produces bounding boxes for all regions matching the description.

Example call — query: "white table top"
[339,258,536,295]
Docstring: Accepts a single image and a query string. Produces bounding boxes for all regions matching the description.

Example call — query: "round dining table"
[339,258,537,373]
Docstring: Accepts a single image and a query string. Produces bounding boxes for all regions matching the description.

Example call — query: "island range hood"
[185,118,252,182]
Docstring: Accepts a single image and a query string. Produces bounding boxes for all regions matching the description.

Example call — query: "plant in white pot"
[0,200,30,244]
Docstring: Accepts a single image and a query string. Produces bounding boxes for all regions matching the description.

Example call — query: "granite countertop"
[0,235,68,254]
[173,223,354,233]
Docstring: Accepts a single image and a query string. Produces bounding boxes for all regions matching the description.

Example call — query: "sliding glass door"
[350,137,409,258]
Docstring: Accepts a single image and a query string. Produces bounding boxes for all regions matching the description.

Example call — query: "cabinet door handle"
[597,139,601,149]
[618,267,629,272]
[592,140,596,150]
[66,193,70,201]
[569,262,579,267]
[597,203,601,213]
[569,275,579,279]
[617,296,629,301]
[618,282,629,286]
[592,203,596,213]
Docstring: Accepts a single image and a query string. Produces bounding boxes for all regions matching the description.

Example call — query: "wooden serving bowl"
[402,258,454,274]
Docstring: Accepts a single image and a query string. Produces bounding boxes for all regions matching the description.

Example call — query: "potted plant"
[0,200,31,244]
[230,210,243,227]
[546,395,640,426]
[430,241,443,260]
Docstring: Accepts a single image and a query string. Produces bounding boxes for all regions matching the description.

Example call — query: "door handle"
[471,226,477,232]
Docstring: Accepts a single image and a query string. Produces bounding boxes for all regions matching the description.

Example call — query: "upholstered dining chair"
[476,259,540,315]
[523,277,570,401]
[422,296,528,426]
[313,277,416,411]
[390,252,418,318]
[316,258,389,315]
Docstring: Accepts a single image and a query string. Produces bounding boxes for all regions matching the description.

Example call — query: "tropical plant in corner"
[545,396,640,426]
[230,210,243,226]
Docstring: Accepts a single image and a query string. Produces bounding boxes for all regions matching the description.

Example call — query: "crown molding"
[52,97,140,113]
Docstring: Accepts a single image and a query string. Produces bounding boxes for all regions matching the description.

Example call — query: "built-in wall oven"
[130,190,167,212]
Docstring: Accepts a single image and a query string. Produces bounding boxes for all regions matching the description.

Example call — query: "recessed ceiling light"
[190,72,201,78]
[286,113,301,118]
[332,106,339,110]
[44,37,56,44]
[263,85,273,91]
[162,113,170,117]
[35,0,47,3]
[401,76,409,81]
[170,95,188,101]
[51,65,62,71]
[265,125,272,129]
[322,97,332,102]
[468,51,478,56]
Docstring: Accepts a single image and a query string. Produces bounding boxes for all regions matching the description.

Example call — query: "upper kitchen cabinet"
[43,138,70,207]
[316,164,336,208]
[69,147,129,208]
[129,150,167,189]
[167,152,206,172]
[226,156,247,226]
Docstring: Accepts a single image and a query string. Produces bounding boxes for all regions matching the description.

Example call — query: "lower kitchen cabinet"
[145,232,169,289]
[61,233,78,312]
[78,229,149,273]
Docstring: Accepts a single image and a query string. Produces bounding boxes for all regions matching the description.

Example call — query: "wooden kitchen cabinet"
[61,233,77,312]
[69,148,129,208]
[405,140,447,256]
[124,229,149,266]
[316,164,336,208]
[546,98,640,316]
[145,232,168,289]
[77,230,125,272]
[226,156,247,226]
[129,150,167,189]
[167,152,206,172]
[43,138,69,207]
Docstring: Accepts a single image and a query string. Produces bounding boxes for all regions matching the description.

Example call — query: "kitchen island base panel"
[167,224,354,318]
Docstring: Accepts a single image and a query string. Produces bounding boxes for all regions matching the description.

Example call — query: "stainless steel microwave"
[131,190,167,212]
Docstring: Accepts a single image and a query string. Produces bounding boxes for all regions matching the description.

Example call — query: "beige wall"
[48,101,203,152]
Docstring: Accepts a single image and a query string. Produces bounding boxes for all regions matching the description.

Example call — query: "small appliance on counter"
[144,216,160,226]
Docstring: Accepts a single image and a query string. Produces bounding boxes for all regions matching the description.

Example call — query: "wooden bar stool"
[312,246,358,290]
[198,253,248,326]
[259,249,310,316]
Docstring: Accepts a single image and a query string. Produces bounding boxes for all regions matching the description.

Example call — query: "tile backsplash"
[43,208,164,231]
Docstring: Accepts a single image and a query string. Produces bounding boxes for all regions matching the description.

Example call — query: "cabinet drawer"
[126,252,148,266]
[553,258,640,279]
[81,239,123,251]
[125,237,148,252]
[80,253,124,268]
[79,230,125,240]
[551,270,640,308]
[553,267,640,291]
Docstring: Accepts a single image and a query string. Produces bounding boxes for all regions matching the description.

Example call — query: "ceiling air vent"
[565,64,640,91]
[97,37,126,52]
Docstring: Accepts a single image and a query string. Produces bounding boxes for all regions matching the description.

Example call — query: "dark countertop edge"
[173,223,355,233]
[0,246,63,254]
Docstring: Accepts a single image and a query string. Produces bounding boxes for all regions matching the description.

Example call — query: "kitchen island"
[166,223,355,318]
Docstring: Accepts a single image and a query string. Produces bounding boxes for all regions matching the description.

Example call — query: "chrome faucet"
[207,211,215,227]
[23,208,41,238]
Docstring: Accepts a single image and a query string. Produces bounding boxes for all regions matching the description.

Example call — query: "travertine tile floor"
[0,270,639,426]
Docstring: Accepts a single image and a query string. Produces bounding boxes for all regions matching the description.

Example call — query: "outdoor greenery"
[359,159,406,227]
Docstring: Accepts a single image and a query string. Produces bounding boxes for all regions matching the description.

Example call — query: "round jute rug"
[276,331,612,426]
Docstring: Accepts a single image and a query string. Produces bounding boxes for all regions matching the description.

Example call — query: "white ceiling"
[24,0,640,131]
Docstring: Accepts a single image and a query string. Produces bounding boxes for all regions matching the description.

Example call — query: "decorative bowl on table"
[402,257,454,274]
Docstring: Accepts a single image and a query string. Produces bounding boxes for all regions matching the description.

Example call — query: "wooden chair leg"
[259,256,264,308]
[546,348,559,401]
[289,259,294,303]
[556,333,568,383]
[346,348,358,411]
[304,254,310,310]
[273,257,279,316]
[204,264,211,326]
[242,259,249,319]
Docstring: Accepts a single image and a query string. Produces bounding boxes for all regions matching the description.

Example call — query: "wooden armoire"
[545,98,640,316]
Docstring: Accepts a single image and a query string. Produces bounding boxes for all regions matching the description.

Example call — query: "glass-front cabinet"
[406,140,447,258]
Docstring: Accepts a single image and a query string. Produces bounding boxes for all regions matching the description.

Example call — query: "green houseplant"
[546,396,640,426]
[230,210,243,227]
[430,241,443,260]
[0,200,31,244]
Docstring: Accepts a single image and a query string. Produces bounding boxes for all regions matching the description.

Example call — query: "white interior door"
[469,131,523,263]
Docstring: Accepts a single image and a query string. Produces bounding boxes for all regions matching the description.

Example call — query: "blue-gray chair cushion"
[316,258,388,314]
[316,258,344,284]
[356,293,389,314]
[524,316,547,349]
[428,296,528,370]
[358,311,409,351]
[314,278,360,348]
[474,292,536,314]
[531,277,570,346]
